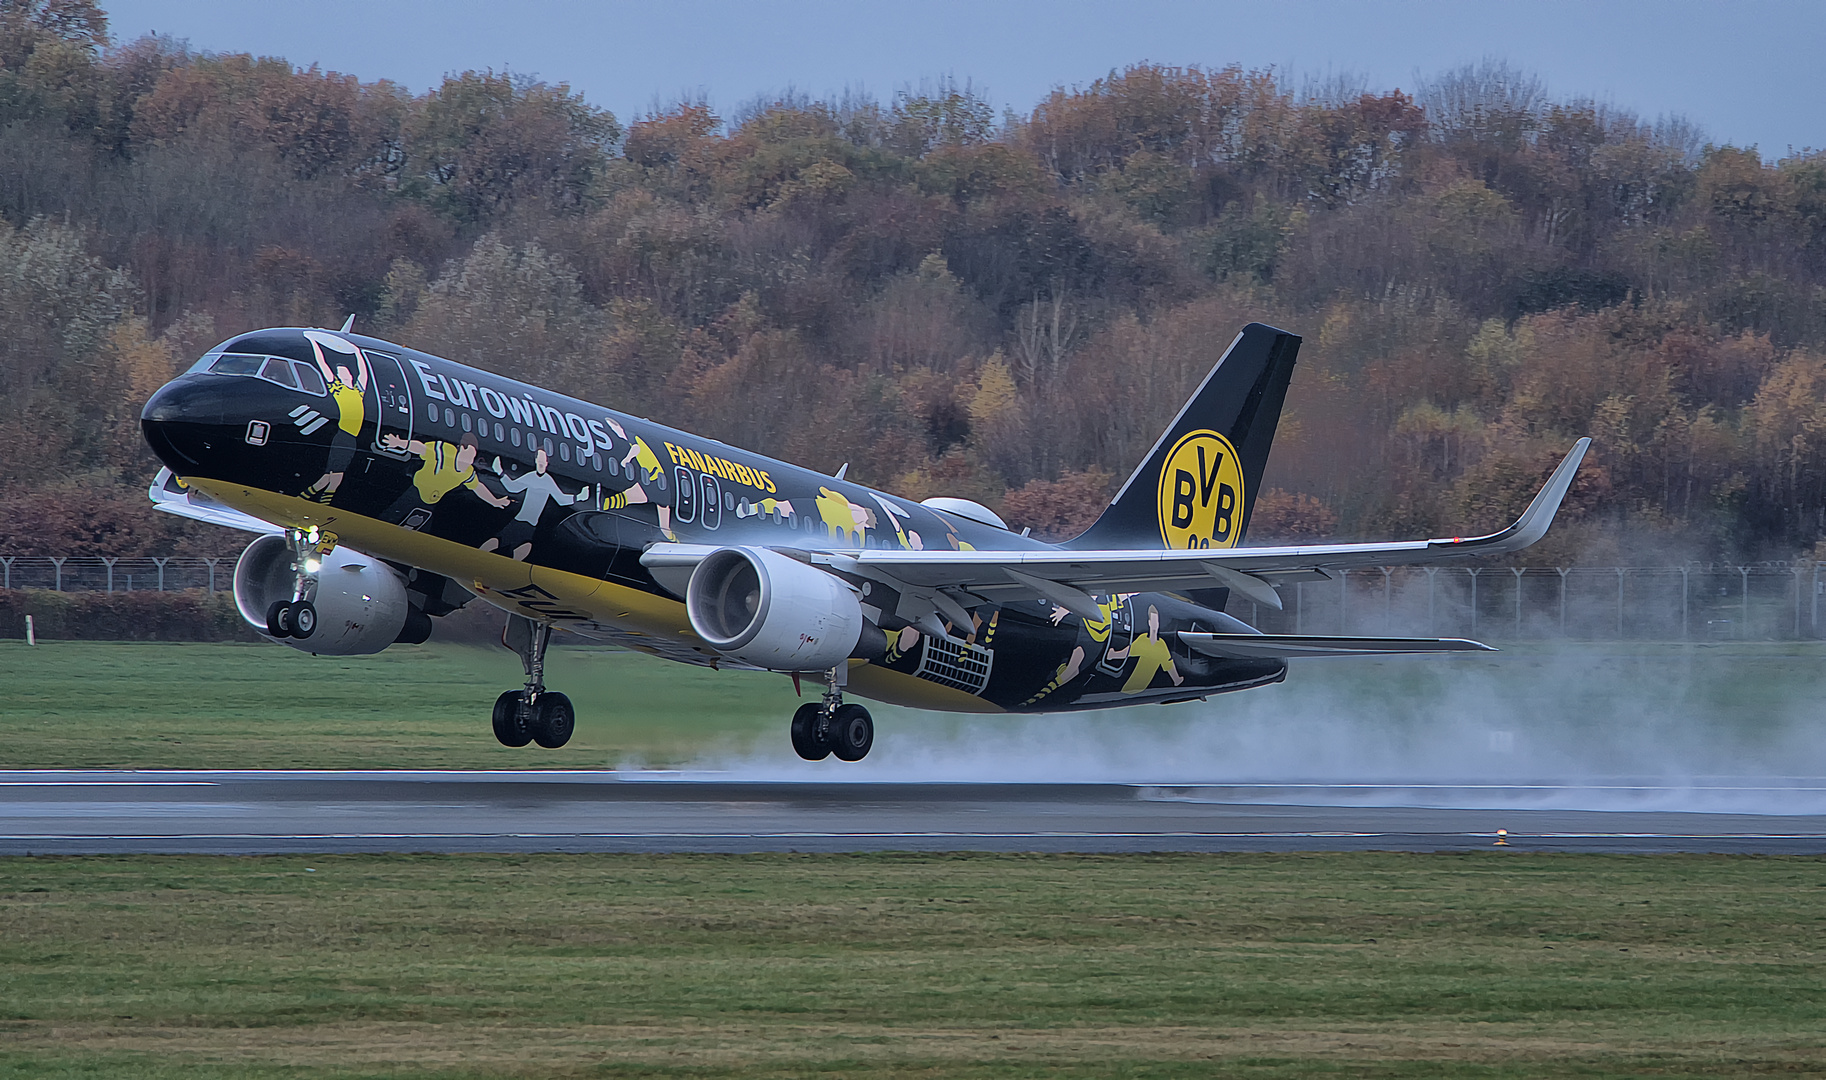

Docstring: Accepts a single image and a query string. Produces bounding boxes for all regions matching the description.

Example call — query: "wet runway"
[3,771,1825,855]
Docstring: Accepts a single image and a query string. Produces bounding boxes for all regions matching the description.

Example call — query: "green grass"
[0,851,1822,1077]
[4,639,1826,771]
[0,640,804,769]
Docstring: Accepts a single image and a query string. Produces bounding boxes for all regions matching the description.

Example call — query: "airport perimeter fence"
[3,555,1826,642]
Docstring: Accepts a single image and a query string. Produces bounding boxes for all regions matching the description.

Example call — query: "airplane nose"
[141,375,247,472]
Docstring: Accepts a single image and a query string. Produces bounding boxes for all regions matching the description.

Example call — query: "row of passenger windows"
[420,401,667,485]
[209,353,328,395]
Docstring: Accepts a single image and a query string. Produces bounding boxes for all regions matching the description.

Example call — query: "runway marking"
[0,781,219,787]
[5,832,1825,841]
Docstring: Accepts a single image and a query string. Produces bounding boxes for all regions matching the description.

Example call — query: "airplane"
[140,320,1589,761]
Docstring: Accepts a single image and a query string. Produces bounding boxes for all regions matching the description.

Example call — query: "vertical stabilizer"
[1067,322,1300,550]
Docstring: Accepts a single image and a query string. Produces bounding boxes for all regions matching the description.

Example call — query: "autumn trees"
[5,4,1826,561]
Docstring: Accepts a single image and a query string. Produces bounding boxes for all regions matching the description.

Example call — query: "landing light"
[304,558,321,573]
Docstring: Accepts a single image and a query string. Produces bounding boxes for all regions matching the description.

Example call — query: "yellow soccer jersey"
[631,436,662,481]
[1121,633,1178,694]
[328,379,364,436]
[412,443,479,503]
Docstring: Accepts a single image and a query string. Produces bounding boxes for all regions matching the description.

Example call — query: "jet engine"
[685,546,870,671]
[233,533,414,655]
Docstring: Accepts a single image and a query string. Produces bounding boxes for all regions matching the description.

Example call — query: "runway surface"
[3,771,1825,854]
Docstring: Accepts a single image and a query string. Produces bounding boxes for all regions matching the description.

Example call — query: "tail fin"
[1068,322,1300,550]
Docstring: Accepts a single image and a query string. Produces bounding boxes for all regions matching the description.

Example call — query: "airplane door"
[363,350,413,458]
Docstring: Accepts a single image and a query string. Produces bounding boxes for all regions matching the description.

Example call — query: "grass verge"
[0,640,800,769]
[1,851,1822,1077]
[4,639,1826,772]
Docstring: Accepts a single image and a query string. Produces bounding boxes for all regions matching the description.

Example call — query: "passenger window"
[259,357,299,388]
[293,361,326,395]
[210,354,263,376]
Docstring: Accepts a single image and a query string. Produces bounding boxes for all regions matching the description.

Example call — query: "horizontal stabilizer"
[1177,631,1495,660]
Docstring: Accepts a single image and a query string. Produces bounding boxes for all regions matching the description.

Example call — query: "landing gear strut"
[496,614,574,749]
[264,527,326,639]
[791,667,872,762]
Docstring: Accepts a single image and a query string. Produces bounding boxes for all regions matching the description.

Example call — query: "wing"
[148,468,283,534]
[643,439,1588,623]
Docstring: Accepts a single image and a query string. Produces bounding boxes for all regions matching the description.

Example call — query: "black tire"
[265,600,293,638]
[532,692,574,749]
[790,702,831,761]
[290,601,318,639]
[492,690,531,747]
[831,704,873,761]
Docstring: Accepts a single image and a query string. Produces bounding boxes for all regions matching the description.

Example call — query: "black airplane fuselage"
[141,327,1285,714]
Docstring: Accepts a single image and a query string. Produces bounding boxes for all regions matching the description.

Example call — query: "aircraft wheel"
[492,690,531,748]
[289,601,318,639]
[790,702,831,761]
[830,703,874,762]
[265,600,293,638]
[532,692,575,749]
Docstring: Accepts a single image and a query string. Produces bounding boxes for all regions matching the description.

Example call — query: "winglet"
[1431,438,1590,556]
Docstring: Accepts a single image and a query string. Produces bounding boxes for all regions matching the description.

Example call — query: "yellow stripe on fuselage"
[184,478,1007,714]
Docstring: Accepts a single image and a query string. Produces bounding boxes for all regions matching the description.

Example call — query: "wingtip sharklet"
[1433,437,1590,555]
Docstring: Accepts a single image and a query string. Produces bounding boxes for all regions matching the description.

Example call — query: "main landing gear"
[494,615,574,749]
[791,669,873,762]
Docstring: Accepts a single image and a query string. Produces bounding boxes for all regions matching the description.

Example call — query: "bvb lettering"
[1156,430,1245,549]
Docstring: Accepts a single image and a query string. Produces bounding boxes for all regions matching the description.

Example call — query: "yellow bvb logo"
[1156,430,1246,549]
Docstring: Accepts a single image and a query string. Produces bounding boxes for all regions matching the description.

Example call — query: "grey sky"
[100,0,1826,157]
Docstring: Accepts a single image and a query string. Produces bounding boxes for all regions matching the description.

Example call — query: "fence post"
[154,557,169,592]
[1616,567,1626,638]
[1681,567,1690,641]
[1425,567,1439,635]
[205,557,221,595]
[1468,568,1480,636]
[1814,564,1820,639]
[1512,567,1525,637]
[103,556,118,593]
[1738,566,1750,640]
[1557,568,1569,637]
[1295,582,1304,635]
[50,556,65,592]
[1796,567,1806,639]
[1339,569,1349,635]
[1381,567,1393,633]
[0,555,10,590]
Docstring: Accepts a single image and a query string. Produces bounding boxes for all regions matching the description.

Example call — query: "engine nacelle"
[685,546,865,671]
[233,533,412,655]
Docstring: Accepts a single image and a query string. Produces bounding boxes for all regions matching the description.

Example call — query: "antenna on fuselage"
[834,463,849,480]
[338,314,355,333]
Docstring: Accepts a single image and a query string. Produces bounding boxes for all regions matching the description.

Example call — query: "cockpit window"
[259,357,299,388]
[206,353,326,394]
[210,354,264,376]
[293,361,326,395]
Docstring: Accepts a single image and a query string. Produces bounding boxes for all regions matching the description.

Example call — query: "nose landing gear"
[791,669,873,762]
[495,614,574,749]
[264,528,329,639]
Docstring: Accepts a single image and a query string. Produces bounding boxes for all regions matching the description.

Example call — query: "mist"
[668,645,1826,815]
